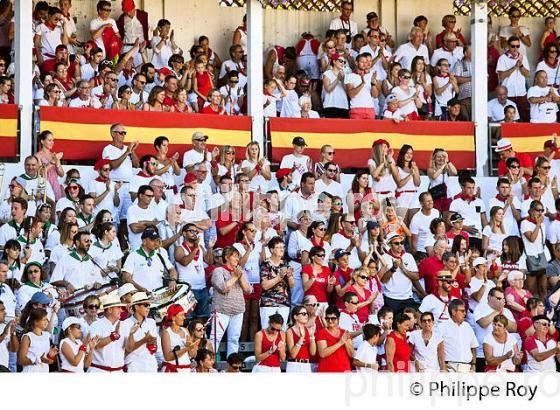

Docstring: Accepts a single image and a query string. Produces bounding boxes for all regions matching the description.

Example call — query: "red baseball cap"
[94,159,111,171]
[372,139,390,148]
[275,168,292,180]
[158,67,173,77]
[184,173,197,184]
[122,0,135,13]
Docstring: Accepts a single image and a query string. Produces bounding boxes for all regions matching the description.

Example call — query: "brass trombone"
[36,163,47,205]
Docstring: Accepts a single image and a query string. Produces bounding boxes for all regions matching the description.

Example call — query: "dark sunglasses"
[358,275,369,280]
[296,311,309,316]
[113,130,127,136]
[314,254,325,258]
[325,316,338,321]
[305,303,319,308]
[509,44,520,48]
[391,241,404,245]
[87,304,99,310]
[349,301,359,305]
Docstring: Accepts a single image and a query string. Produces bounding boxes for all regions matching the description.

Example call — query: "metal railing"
[488,122,501,177]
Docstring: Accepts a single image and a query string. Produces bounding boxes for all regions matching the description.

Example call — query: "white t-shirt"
[482,331,518,372]
[499,25,531,56]
[520,218,549,259]
[150,36,180,69]
[280,89,301,118]
[408,329,443,372]
[279,154,310,187]
[487,98,520,122]
[339,310,363,349]
[182,149,212,186]
[381,252,418,300]
[126,204,156,250]
[535,60,560,86]
[487,197,521,237]
[89,17,119,58]
[354,341,378,372]
[392,85,417,115]
[322,70,349,110]
[344,72,374,109]
[449,197,486,237]
[496,53,530,97]
[409,209,440,252]
[527,85,559,123]
[419,294,455,327]
[36,23,64,59]
[473,304,515,357]
[482,225,508,253]
[394,42,430,70]
[430,47,464,72]
[102,144,134,183]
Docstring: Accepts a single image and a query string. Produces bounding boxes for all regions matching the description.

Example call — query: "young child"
[383,94,407,123]
[193,57,214,112]
[277,75,301,118]
[353,324,381,372]
[18,308,57,373]
[263,79,279,117]
[278,136,311,187]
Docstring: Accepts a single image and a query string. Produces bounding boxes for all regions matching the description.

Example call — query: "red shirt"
[445,230,469,248]
[163,94,176,107]
[387,331,411,372]
[289,327,311,360]
[215,209,243,248]
[259,330,282,367]
[344,284,371,324]
[435,30,466,49]
[301,265,332,303]
[334,267,353,309]
[195,71,212,99]
[418,255,444,295]
[497,152,533,178]
[316,328,351,372]
[201,105,223,115]
[41,59,76,79]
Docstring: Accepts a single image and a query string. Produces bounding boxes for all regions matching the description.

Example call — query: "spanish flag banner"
[39,107,253,161]
[269,118,476,170]
[0,104,19,160]
[501,123,560,159]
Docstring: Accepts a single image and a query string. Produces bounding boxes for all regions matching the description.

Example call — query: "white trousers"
[291,274,303,307]
[252,364,281,373]
[209,312,244,357]
[285,361,312,373]
[259,306,290,331]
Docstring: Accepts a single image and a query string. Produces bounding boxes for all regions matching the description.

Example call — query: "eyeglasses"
[137,80,146,85]
[344,220,356,225]
[68,186,79,191]
[542,166,551,170]
[333,202,343,206]
[229,80,239,84]
[325,316,338,321]
[101,167,110,172]
[401,76,411,79]
[194,139,208,142]
[327,46,335,49]
[358,275,369,280]
[391,241,404,246]
[101,8,112,12]
[51,90,61,94]
[143,193,154,198]
[327,168,337,172]
[113,130,127,136]
[87,304,99,310]
[314,254,325,258]
[449,20,456,23]
[421,319,433,323]
[270,327,282,333]
[538,322,550,327]
[305,303,319,308]
[39,303,49,308]
[534,208,544,213]
[295,312,309,317]
[509,44,520,48]
[138,303,151,308]
[232,365,243,370]
[551,50,559,54]
[349,301,359,305]
[336,59,346,64]
[316,227,326,231]
[326,151,335,155]
[508,165,520,169]
[186,229,198,234]
[0,64,6,67]
[195,327,205,332]
[493,296,504,301]
[108,77,118,82]
[247,228,257,233]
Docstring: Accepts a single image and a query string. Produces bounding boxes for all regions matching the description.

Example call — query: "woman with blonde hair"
[241,141,271,193]
[427,148,457,213]
[314,144,340,181]
[504,270,532,323]
[482,206,507,256]
[212,145,239,185]
[368,139,397,203]
[534,156,558,201]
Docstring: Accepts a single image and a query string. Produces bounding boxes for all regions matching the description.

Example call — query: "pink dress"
[40,157,62,200]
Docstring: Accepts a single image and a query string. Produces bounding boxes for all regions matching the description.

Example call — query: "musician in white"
[16,218,45,265]
[120,292,158,372]
[16,155,55,204]
[174,223,214,321]
[50,232,104,294]
[122,228,178,293]
[88,294,126,373]
[0,198,28,249]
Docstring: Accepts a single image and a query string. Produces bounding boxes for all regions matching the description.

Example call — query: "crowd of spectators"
[1,0,560,374]
[0,1,558,122]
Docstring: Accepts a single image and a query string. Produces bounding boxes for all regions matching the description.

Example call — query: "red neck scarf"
[95,176,108,182]
[264,90,273,97]
[340,16,350,23]
[182,241,199,257]
[545,58,559,69]
[311,236,324,247]
[353,69,369,75]
[526,217,537,224]
[45,21,58,30]
[137,171,152,178]
[387,249,404,259]
[436,72,450,78]
[495,194,508,202]
[221,264,235,273]
[458,193,475,203]
[338,229,353,239]
[507,52,520,60]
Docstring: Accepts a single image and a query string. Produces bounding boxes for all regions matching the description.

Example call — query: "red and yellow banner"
[0,104,19,160]
[269,118,476,170]
[501,123,560,160]
[39,107,253,161]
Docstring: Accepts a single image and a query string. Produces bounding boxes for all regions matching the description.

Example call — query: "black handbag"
[428,173,447,200]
